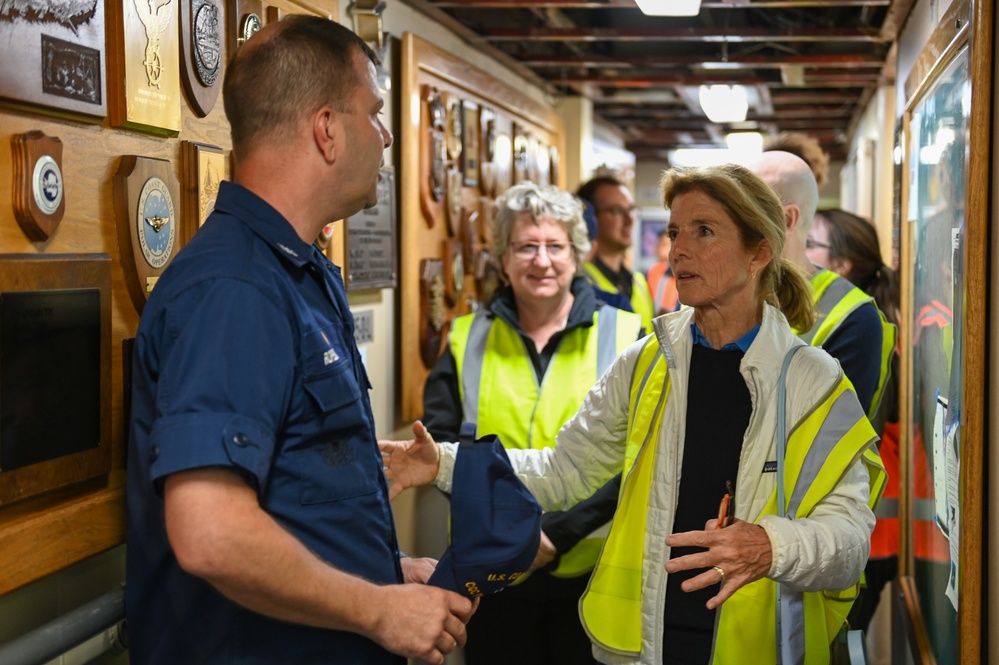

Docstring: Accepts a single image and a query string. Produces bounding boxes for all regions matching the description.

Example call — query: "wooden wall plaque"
[419,85,446,229]
[400,33,565,420]
[112,156,183,314]
[227,0,264,57]
[419,258,446,369]
[0,254,112,506]
[11,131,66,242]
[182,141,225,244]
[180,0,225,117]
[461,100,479,187]
[106,0,183,134]
[0,0,107,119]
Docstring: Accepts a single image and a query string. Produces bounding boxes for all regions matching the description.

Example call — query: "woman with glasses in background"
[421,181,643,664]
[809,208,902,648]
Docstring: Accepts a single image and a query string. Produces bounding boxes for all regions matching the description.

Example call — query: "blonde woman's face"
[501,213,576,306]
[667,190,768,314]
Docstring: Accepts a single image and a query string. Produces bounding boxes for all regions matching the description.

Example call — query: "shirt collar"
[690,322,760,352]
[213,181,318,269]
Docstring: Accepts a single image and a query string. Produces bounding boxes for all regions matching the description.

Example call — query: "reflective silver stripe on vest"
[596,306,619,377]
[778,589,806,665]
[874,497,898,518]
[629,347,668,472]
[799,275,856,345]
[914,497,936,522]
[460,314,493,423]
[775,345,806,665]
[634,347,664,406]
[787,390,868,517]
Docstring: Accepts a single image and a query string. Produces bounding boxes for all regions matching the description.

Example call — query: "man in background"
[576,176,654,331]
[751,150,887,415]
[126,16,474,665]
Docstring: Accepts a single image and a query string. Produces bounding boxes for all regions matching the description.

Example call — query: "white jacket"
[435,304,875,665]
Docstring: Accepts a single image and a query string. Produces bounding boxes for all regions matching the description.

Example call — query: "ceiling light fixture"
[725,131,763,155]
[634,0,701,17]
[698,84,749,124]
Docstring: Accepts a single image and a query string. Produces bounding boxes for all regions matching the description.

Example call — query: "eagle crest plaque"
[113,155,183,313]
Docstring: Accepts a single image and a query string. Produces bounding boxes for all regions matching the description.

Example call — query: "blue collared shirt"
[690,323,760,352]
[126,181,403,665]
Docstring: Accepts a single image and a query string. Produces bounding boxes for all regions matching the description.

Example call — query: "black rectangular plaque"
[346,167,397,290]
[1,289,101,471]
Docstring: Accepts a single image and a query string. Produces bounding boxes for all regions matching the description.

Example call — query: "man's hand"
[664,519,773,610]
[529,530,557,571]
[400,556,437,584]
[378,420,441,500]
[366,584,478,665]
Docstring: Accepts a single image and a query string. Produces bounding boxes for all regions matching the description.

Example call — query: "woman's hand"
[378,421,441,500]
[664,518,773,610]
[400,556,438,584]
[529,530,558,571]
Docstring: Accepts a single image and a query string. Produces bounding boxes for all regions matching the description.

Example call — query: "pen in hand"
[716,480,735,528]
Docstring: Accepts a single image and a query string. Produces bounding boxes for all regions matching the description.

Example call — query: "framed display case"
[0,254,113,506]
[896,0,990,661]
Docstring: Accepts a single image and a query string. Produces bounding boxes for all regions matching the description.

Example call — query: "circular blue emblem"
[32,155,63,216]
[137,176,176,269]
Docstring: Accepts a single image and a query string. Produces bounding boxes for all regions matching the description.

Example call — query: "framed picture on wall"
[897,0,989,659]
[639,219,667,263]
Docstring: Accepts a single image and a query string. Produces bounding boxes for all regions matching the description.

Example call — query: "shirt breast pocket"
[297,332,379,504]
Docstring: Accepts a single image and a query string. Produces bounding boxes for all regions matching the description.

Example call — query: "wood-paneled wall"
[398,32,564,421]
[0,0,337,596]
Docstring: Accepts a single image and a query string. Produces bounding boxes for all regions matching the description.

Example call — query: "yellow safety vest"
[449,305,641,577]
[582,261,655,334]
[579,335,886,664]
[797,270,897,420]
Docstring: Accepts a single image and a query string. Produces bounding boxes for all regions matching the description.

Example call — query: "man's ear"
[784,204,802,235]
[312,106,338,163]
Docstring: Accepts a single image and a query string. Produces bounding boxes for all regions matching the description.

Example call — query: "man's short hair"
[576,176,625,207]
[223,15,378,160]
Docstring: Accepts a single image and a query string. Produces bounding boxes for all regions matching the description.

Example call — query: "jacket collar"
[653,303,800,390]
[213,181,318,270]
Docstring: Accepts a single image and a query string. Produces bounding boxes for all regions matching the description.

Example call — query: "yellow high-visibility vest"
[449,305,641,577]
[798,270,897,420]
[579,334,886,663]
[582,261,655,333]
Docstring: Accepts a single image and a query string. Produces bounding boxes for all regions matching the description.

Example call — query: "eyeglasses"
[805,238,832,250]
[509,241,571,261]
[596,205,639,219]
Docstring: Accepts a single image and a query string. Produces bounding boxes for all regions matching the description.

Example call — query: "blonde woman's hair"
[659,164,815,331]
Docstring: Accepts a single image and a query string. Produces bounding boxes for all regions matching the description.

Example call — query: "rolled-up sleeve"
[141,279,296,494]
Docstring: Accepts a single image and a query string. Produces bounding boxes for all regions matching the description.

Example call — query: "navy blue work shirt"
[126,181,404,665]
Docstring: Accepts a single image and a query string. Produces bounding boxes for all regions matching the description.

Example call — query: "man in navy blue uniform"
[126,16,475,665]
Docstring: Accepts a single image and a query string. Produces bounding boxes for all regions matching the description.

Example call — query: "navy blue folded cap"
[427,436,542,599]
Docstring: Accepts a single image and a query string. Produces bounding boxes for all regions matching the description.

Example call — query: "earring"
[751,270,757,280]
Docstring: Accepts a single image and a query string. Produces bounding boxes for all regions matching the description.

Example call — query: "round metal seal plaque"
[193,2,221,86]
[136,176,177,269]
[241,12,262,44]
[32,154,63,216]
